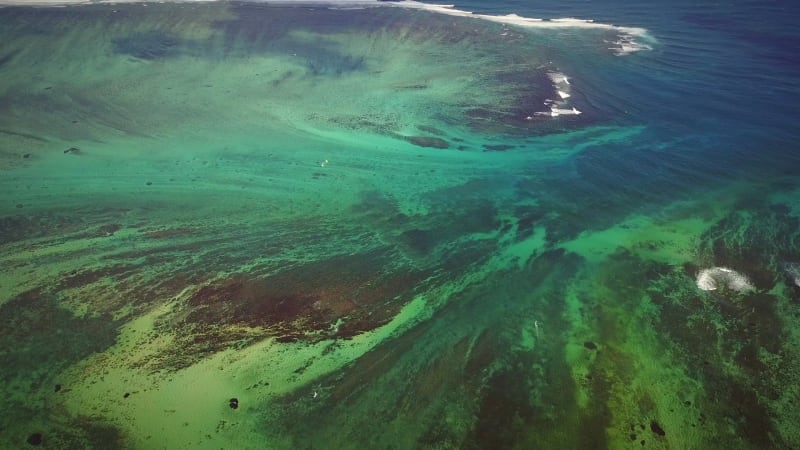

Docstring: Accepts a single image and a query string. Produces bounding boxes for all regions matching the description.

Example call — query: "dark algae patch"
[404,135,450,149]
[645,207,800,448]
[113,31,183,60]
[0,291,123,449]
[0,290,119,382]
[482,143,516,151]
[649,420,665,436]
[146,248,433,369]
[26,433,43,446]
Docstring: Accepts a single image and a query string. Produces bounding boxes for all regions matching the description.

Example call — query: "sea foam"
[531,71,581,118]
[695,267,754,292]
[397,3,653,55]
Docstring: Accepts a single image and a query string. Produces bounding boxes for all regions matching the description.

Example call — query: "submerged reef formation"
[0,2,799,450]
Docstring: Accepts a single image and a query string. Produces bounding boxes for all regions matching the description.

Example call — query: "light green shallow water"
[1,3,800,449]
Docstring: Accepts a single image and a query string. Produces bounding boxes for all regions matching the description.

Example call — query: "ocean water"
[0,0,799,448]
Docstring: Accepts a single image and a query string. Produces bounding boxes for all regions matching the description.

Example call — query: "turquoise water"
[0,1,799,448]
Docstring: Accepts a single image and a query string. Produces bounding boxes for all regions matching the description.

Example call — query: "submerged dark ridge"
[0,49,19,68]
[0,290,120,382]
[113,31,183,60]
[0,128,48,142]
[272,249,588,449]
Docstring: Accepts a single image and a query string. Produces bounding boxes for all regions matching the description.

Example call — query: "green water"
[1,3,799,449]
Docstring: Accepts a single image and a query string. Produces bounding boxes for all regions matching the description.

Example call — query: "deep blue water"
[456,0,800,206]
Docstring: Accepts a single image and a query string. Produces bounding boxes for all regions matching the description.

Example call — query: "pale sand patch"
[57,293,429,448]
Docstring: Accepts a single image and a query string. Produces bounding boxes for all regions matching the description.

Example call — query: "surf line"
[395,1,654,55]
[3,0,654,55]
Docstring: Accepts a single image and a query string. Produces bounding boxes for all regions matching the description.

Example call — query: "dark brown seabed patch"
[266,250,615,450]
[147,248,432,370]
[0,290,123,449]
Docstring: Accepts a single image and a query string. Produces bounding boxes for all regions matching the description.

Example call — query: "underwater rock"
[26,433,43,446]
[113,31,180,60]
[404,136,449,149]
[583,341,597,350]
[63,147,80,155]
[417,125,445,135]
[54,384,62,392]
[695,267,753,292]
[229,398,239,409]
[482,144,515,151]
[649,421,665,436]
[98,223,122,236]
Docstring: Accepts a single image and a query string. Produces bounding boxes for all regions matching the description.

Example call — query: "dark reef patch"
[0,49,19,69]
[698,206,800,291]
[417,125,445,136]
[648,266,790,448]
[268,248,591,449]
[404,135,450,149]
[145,248,431,369]
[32,416,127,449]
[0,209,130,245]
[397,198,501,259]
[0,292,122,449]
[57,264,137,290]
[649,421,665,436]
[0,290,120,382]
[514,205,547,241]
[400,228,438,254]
[26,433,43,446]
[141,226,197,239]
[112,31,183,60]
[471,368,536,449]
[482,144,515,152]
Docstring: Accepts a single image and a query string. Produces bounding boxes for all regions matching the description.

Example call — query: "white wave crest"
[696,267,754,292]
[397,2,653,55]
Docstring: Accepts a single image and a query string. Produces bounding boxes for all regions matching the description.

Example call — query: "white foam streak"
[695,267,754,292]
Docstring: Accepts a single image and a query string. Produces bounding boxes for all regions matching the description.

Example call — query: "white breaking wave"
[534,106,582,117]
[531,71,581,118]
[397,3,653,55]
[696,267,754,292]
